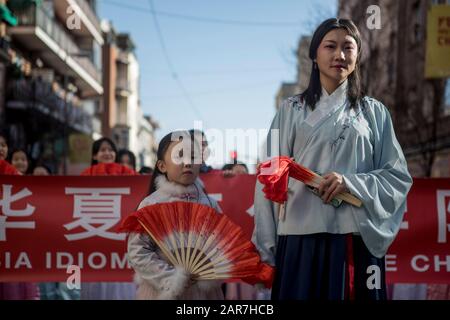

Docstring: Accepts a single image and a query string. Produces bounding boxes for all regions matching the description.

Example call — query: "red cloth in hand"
[257,156,315,204]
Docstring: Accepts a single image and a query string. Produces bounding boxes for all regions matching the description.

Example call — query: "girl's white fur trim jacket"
[127,175,224,300]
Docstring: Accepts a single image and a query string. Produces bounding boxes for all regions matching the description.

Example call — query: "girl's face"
[316,28,358,91]
[11,151,28,174]
[0,137,7,161]
[157,140,201,186]
[93,141,116,164]
[120,154,133,169]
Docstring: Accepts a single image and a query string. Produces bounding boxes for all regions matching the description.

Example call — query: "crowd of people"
[0,128,259,300]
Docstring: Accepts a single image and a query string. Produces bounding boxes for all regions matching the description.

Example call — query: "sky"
[97,0,338,170]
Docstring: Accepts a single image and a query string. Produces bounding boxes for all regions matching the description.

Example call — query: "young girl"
[0,133,19,175]
[9,149,30,175]
[127,130,224,300]
[80,137,137,300]
[253,18,412,300]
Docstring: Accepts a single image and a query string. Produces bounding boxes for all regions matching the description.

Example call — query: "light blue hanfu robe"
[253,80,413,267]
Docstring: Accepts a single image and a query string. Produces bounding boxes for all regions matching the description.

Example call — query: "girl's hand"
[317,172,349,204]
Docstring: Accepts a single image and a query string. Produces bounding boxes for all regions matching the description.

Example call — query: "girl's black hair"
[117,149,136,171]
[300,18,364,110]
[91,137,117,165]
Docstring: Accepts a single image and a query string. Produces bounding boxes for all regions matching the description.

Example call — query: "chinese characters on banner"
[0,175,449,283]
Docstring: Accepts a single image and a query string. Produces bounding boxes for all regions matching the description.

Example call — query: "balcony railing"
[7,78,93,133]
[12,4,101,84]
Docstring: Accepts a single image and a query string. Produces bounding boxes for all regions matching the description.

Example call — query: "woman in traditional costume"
[253,18,412,300]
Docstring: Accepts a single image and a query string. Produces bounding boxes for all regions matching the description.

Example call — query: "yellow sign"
[425,5,450,78]
[69,134,93,164]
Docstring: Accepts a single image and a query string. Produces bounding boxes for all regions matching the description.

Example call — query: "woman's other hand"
[317,172,349,204]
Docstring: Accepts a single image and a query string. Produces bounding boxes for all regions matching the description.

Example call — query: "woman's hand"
[317,172,349,204]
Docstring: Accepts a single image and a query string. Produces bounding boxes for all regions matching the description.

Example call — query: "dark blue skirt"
[271,233,387,300]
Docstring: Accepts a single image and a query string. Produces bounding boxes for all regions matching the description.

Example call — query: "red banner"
[0,175,449,284]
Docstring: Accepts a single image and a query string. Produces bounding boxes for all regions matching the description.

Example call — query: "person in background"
[0,132,19,175]
[139,166,153,175]
[117,149,137,171]
[0,132,8,162]
[32,164,51,176]
[9,149,30,175]
[189,129,213,173]
[80,137,137,299]
[222,162,249,178]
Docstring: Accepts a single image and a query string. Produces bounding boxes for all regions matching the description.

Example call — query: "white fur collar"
[155,175,200,200]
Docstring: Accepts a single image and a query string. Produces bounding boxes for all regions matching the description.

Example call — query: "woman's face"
[93,141,116,164]
[11,151,28,174]
[0,137,7,161]
[157,140,201,186]
[316,28,358,89]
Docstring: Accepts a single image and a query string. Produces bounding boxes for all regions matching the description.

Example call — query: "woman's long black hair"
[301,18,364,110]
[91,137,117,165]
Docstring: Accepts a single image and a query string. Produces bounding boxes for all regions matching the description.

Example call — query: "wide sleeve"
[342,99,413,257]
[252,99,296,266]
[127,232,189,299]
[127,196,189,299]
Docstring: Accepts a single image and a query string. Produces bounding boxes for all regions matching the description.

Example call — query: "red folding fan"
[0,160,20,175]
[81,163,138,176]
[120,201,274,288]
[257,156,362,207]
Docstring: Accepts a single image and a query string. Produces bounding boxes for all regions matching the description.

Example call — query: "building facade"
[338,0,450,177]
[101,22,158,170]
[2,0,103,174]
